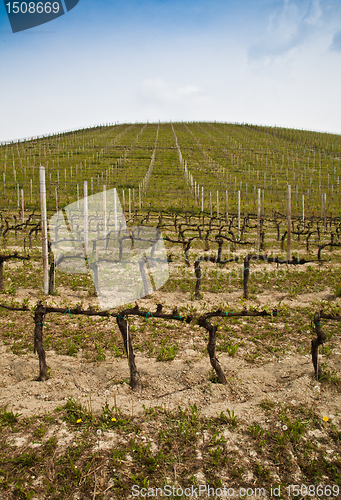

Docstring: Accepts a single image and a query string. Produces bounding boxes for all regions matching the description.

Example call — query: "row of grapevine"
[1,122,340,218]
[1,299,338,388]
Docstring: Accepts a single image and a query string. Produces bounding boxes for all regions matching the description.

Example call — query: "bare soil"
[0,264,340,500]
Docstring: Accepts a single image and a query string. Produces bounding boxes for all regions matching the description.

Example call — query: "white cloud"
[303,0,322,26]
[330,29,341,52]
[141,78,176,102]
[248,0,328,62]
[132,77,213,122]
[142,77,202,103]
[266,0,301,45]
[177,85,200,95]
[141,79,201,102]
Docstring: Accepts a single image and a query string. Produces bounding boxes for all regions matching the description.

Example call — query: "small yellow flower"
[85,335,89,338]
[76,418,82,423]
[323,416,329,422]
[111,417,116,422]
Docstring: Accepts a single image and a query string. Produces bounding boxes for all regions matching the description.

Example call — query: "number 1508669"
[286,485,339,497]
[5,2,60,14]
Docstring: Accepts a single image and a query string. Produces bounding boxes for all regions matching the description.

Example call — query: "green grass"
[157,338,178,361]
[0,405,21,427]
[0,400,340,499]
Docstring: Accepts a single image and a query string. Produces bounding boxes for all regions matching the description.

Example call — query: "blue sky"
[1,0,341,141]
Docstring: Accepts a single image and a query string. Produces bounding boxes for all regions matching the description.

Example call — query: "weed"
[0,405,21,427]
[99,401,118,428]
[258,398,275,411]
[44,435,57,455]
[131,439,165,473]
[208,368,219,383]
[217,340,239,356]
[320,362,341,387]
[215,409,239,427]
[96,346,106,361]
[14,449,38,469]
[33,423,47,438]
[248,424,265,437]
[63,397,94,425]
[279,411,306,442]
[157,338,178,361]
[66,340,78,356]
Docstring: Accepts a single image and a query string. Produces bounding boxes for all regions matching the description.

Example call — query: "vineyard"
[0,122,341,499]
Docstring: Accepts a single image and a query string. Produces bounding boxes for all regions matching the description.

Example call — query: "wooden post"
[287,184,291,261]
[103,185,107,248]
[21,189,24,223]
[323,193,327,231]
[84,181,88,257]
[238,190,241,239]
[129,188,131,219]
[201,186,204,212]
[114,188,118,231]
[225,190,228,224]
[320,194,323,219]
[0,260,4,291]
[30,179,32,203]
[302,194,305,228]
[217,190,219,218]
[39,167,49,295]
[257,188,261,252]
[210,191,212,217]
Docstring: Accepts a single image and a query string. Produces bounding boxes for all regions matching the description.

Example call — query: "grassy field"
[0,122,340,499]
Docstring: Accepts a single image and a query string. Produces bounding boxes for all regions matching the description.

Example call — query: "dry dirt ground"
[1,290,341,422]
[1,330,340,426]
[0,260,340,499]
